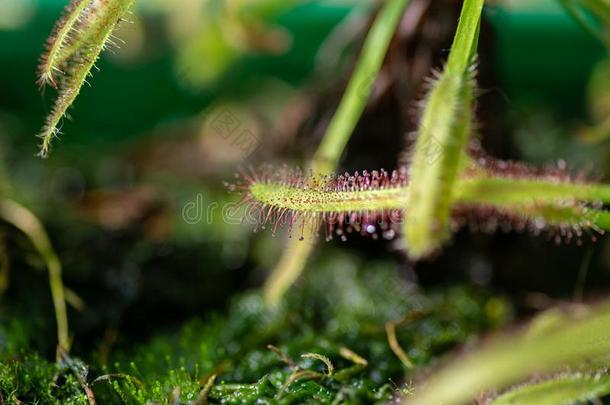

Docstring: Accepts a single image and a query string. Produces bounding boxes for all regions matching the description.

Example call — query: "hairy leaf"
[491,373,610,405]
[407,302,610,405]
[237,166,610,242]
[402,0,483,259]
[37,0,135,157]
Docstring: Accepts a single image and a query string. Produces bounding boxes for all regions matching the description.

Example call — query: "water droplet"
[383,229,396,240]
[366,224,375,234]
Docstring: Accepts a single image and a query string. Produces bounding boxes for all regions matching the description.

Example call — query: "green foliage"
[23,1,610,404]
[37,0,135,157]
[0,254,507,404]
[490,372,610,405]
[403,0,482,259]
[0,352,89,404]
[409,302,610,404]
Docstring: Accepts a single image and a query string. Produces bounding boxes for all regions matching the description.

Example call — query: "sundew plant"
[2,0,610,403]
[37,0,135,157]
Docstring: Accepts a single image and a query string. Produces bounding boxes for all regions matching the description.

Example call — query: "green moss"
[1,254,508,403]
[0,352,88,404]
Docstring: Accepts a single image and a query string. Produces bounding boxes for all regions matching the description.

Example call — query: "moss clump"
[0,253,509,404]
[0,352,90,404]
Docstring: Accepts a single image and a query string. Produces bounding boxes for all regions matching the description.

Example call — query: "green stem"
[402,0,483,259]
[459,176,610,205]
[0,200,70,352]
[312,0,411,175]
[263,0,410,306]
[559,0,610,48]
[579,0,610,23]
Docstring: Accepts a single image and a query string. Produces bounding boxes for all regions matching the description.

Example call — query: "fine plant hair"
[37,0,135,157]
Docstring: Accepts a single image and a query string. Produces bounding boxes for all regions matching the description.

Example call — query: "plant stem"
[312,0,410,175]
[460,176,610,204]
[402,0,483,259]
[0,200,70,353]
[263,0,411,306]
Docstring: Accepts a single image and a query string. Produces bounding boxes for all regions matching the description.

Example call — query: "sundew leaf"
[246,172,610,213]
[458,176,610,205]
[490,372,610,405]
[238,166,610,242]
[37,0,135,157]
[406,301,610,405]
[402,0,483,259]
[37,0,90,88]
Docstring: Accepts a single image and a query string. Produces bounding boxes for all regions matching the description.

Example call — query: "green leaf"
[37,0,90,88]
[245,169,610,234]
[491,373,610,405]
[408,302,610,405]
[402,0,483,259]
[37,0,135,157]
